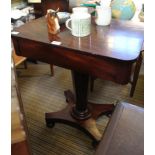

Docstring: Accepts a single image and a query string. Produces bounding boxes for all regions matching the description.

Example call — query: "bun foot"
[46,122,55,128]
[92,140,100,148]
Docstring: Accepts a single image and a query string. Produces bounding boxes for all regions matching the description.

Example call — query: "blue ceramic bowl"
[57,12,70,24]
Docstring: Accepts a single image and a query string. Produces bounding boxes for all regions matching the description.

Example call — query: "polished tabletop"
[12,17,144,61]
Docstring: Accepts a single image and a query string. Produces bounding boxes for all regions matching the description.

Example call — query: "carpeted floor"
[17,61,144,155]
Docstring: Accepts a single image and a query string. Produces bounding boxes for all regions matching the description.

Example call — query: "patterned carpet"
[17,61,144,155]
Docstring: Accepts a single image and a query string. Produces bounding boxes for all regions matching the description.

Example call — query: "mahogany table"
[12,17,144,145]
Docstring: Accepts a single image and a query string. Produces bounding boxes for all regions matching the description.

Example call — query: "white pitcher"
[95,6,111,26]
[65,7,91,37]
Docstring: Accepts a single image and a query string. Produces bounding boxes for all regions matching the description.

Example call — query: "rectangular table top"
[12,17,144,62]
[12,17,144,84]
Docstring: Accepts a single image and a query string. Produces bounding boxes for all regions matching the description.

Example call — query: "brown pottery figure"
[46,8,60,35]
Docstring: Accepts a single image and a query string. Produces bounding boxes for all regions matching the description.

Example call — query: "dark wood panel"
[12,36,132,84]
[12,140,31,155]
[33,0,69,18]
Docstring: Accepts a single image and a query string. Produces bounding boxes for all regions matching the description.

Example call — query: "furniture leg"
[130,51,143,97]
[23,60,27,69]
[45,71,115,144]
[90,76,95,92]
[50,64,54,76]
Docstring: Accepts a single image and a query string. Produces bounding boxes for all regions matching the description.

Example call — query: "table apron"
[12,37,134,85]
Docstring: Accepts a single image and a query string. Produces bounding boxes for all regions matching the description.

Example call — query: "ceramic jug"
[95,6,111,26]
[65,7,91,37]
